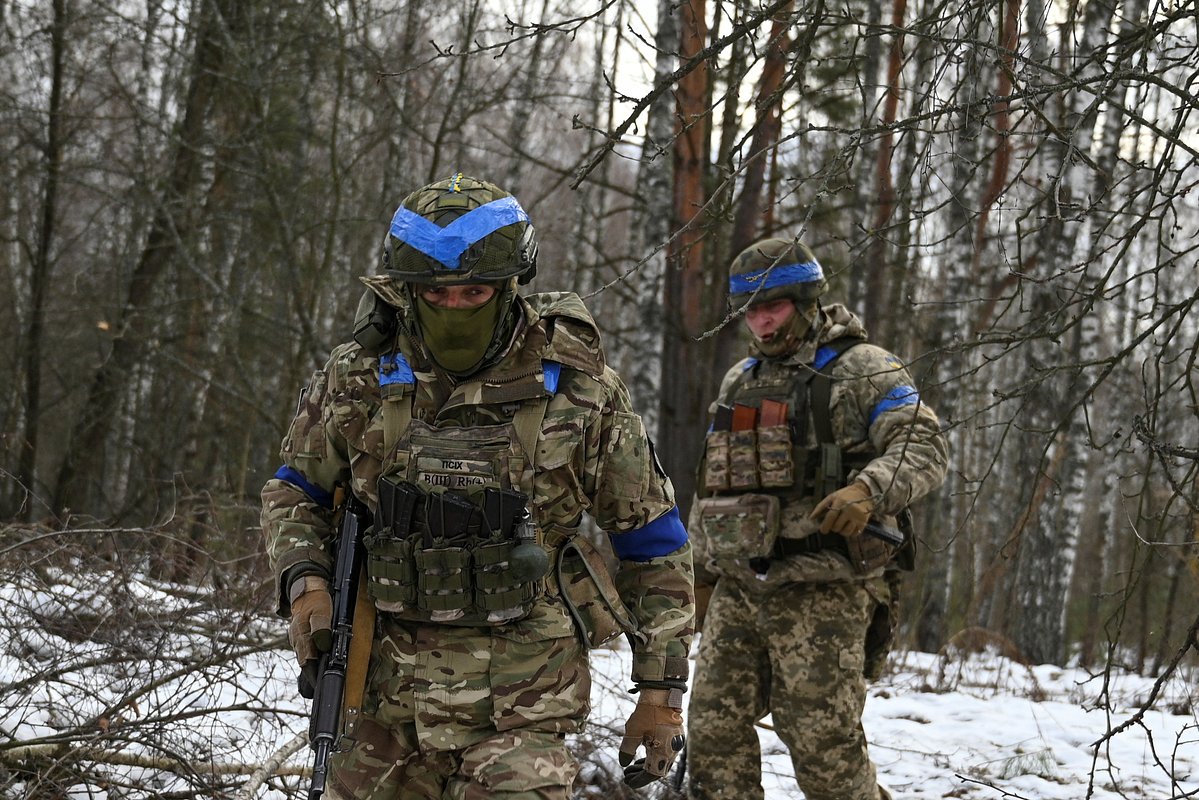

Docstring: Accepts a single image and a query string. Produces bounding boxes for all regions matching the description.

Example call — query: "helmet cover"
[383,173,538,285]
[727,237,827,307]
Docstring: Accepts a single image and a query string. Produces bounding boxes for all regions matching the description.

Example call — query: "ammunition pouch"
[364,478,544,625]
[702,426,869,503]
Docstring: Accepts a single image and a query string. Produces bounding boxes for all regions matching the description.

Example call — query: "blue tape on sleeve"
[869,385,921,426]
[542,360,561,394]
[389,197,529,269]
[274,465,334,509]
[729,260,823,294]
[380,352,415,386]
[609,506,689,562]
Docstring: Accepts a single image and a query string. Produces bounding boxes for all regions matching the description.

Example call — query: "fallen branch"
[2,741,309,778]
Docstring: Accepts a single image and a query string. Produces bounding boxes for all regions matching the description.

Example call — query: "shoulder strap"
[379,352,415,459]
[809,337,865,444]
[514,396,550,470]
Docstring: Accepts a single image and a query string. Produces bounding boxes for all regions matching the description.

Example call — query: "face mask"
[415,292,503,374]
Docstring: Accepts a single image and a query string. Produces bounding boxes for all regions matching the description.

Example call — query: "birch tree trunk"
[624,0,677,437]
[52,0,246,516]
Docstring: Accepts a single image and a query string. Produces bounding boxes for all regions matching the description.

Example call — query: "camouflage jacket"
[262,288,693,686]
[691,303,948,589]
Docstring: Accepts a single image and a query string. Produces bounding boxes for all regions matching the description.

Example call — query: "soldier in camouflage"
[685,238,948,800]
[262,174,694,798]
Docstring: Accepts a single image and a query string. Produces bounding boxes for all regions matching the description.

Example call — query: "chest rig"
[360,294,603,628]
[701,336,872,504]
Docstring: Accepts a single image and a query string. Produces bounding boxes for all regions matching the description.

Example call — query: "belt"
[773,533,848,557]
[749,533,847,575]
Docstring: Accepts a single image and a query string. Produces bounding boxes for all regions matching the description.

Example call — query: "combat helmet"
[727,237,826,307]
[382,173,538,285]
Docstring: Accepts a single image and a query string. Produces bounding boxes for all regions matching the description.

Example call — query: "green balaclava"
[413,289,505,375]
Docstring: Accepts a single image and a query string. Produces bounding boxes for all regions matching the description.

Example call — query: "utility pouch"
[473,540,532,621]
[845,523,896,574]
[696,493,780,560]
[557,536,639,649]
[415,545,472,620]
[703,430,732,492]
[363,531,418,612]
[757,425,794,488]
[728,430,760,490]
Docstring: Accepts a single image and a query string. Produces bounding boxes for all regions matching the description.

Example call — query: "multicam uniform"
[263,286,693,798]
[687,304,947,800]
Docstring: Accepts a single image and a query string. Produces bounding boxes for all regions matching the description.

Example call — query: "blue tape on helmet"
[389,196,530,269]
[609,506,689,562]
[729,260,824,295]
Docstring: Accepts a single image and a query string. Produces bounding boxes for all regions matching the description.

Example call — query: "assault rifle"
[308,492,373,800]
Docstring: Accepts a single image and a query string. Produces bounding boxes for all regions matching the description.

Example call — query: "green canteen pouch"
[697,493,780,560]
[757,424,794,488]
[556,536,639,649]
[728,430,760,490]
[703,429,732,492]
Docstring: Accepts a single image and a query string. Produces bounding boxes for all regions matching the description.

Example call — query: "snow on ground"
[2,571,1196,798]
[587,640,1198,799]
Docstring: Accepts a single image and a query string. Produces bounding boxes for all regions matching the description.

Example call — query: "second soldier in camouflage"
[686,238,948,800]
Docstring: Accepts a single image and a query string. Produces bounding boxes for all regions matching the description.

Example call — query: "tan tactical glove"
[288,575,333,668]
[619,687,685,787]
[810,481,875,537]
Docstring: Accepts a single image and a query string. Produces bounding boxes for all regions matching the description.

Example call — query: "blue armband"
[274,465,334,510]
[869,385,921,426]
[609,506,689,562]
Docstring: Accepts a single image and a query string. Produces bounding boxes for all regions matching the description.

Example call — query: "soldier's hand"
[288,575,333,668]
[619,687,686,787]
[810,481,875,537]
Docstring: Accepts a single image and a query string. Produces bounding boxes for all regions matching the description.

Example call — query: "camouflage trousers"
[327,606,588,799]
[686,576,890,800]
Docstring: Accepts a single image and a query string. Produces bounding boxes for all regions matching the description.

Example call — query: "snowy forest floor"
[1,566,1195,799]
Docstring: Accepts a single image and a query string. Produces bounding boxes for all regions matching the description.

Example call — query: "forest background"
[1,0,1196,795]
